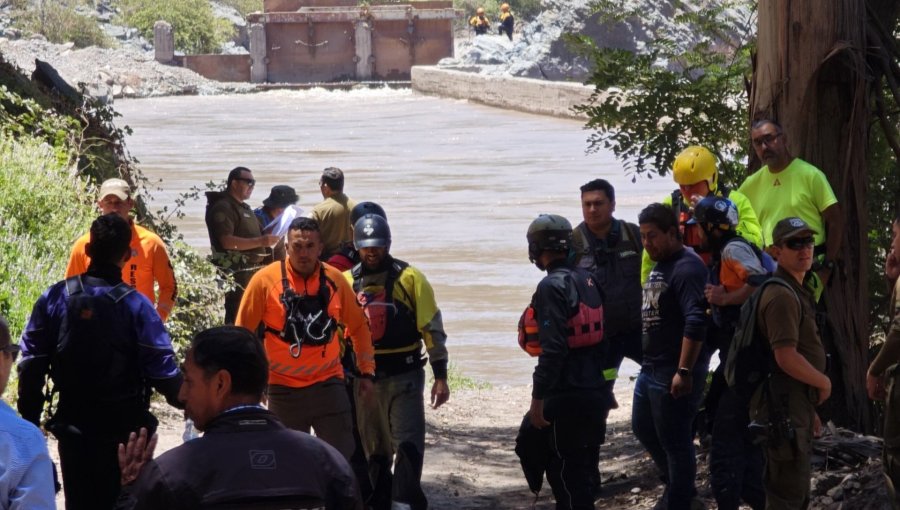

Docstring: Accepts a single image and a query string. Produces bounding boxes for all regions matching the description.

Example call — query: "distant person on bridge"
[65,178,177,322]
[498,3,514,40]
[254,184,300,263]
[311,167,357,261]
[205,166,280,324]
[469,7,491,36]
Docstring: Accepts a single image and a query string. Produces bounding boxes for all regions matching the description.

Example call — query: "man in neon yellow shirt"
[739,119,843,285]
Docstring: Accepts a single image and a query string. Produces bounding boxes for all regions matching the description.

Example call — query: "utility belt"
[373,346,426,379]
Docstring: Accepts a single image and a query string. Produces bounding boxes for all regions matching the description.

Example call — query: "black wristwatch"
[677,367,692,378]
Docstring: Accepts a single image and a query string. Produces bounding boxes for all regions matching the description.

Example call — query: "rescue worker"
[469,7,491,36]
[521,213,609,510]
[310,167,357,261]
[640,145,762,283]
[254,184,299,262]
[498,3,514,40]
[115,326,362,510]
[750,217,830,508]
[66,178,177,321]
[572,178,642,498]
[866,213,900,506]
[327,201,387,272]
[345,213,450,510]
[206,166,280,324]
[18,213,184,510]
[689,196,769,510]
[236,217,375,461]
[634,203,709,510]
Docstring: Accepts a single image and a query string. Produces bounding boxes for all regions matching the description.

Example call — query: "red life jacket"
[517,270,604,357]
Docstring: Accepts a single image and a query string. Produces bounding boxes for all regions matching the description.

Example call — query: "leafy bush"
[14,0,112,48]
[118,0,234,54]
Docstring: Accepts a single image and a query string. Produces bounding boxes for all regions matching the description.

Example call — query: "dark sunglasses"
[235,177,256,186]
[1,344,21,362]
[783,236,815,251]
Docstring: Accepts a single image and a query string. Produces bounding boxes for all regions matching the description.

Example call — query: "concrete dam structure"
[154,0,458,84]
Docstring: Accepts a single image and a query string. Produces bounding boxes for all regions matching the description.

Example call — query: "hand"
[357,377,374,402]
[887,247,900,283]
[867,371,887,400]
[118,427,158,486]
[813,413,823,438]
[528,398,550,429]
[704,284,726,306]
[431,379,450,409]
[816,376,832,405]
[670,372,692,399]
[262,235,281,248]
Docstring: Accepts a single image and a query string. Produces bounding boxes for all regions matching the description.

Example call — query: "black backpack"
[724,277,800,399]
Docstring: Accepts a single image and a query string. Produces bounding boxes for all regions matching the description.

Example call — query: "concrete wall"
[410,66,594,120]
[183,55,251,83]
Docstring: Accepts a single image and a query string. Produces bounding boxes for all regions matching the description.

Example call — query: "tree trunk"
[750,0,871,430]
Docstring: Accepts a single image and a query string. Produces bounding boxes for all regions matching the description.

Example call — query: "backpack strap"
[64,276,84,297]
[106,283,135,303]
[620,220,642,253]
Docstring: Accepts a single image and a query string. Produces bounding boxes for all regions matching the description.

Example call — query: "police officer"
[345,213,449,510]
[18,213,184,510]
[524,214,609,510]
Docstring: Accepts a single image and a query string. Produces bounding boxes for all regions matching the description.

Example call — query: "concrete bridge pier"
[249,23,267,83]
[354,20,373,80]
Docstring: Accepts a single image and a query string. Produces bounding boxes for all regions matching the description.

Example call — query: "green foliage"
[118,0,234,54]
[13,0,113,48]
[0,85,80,163]
[0,136,95,339]
[572,0,756,187]
[866,124,900,335]
[217,0,264,18]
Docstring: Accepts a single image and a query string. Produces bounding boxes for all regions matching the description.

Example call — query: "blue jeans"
[357,368,427,510]
[632,364,707,510]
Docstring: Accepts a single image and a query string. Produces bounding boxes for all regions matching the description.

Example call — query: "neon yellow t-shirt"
[737,158,838,247]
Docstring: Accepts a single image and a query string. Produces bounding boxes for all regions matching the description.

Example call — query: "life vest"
[266,260,337,358]
[671,187,732,267]
[351,259,421,351]
[575,220,641,338]
[51,276,147,409]
[517,269,604,357]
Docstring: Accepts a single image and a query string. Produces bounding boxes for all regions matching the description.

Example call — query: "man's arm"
[774,346,831,404]
[868,280,900,399]
[133,298,183,409]
[332,271,375,377]
[17,295,54,427]
[217,234,279,252]
[530,277,571,427]
[404,268,450,407]
[670,256,708,398]
[151,237,177,321]
[8,430,56,510]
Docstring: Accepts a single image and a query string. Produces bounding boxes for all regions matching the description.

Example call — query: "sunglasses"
[783,236,815,251]
[1,344,21,362]
[235,177,256,186]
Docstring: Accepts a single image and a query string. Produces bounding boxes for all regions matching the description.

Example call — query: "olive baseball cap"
[771,217,818,245]
[99,178,131,200]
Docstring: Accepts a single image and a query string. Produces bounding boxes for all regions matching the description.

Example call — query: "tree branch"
[874,84,900,163]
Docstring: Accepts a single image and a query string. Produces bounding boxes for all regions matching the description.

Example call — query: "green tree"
[118,0,234,54]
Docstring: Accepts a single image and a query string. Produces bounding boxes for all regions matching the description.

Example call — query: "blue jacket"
[0,401,56,509]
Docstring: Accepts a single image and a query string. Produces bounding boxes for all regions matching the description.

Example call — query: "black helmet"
[526,214,573,264]
[354,213,391,250]
[688,196,739,232]
[351,201,387,225]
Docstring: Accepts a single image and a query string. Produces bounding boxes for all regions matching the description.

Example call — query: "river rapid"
[116,88,673,386]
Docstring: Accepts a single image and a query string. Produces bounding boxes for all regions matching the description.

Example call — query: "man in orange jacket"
[66,178,177,321]
[237,216,375,460]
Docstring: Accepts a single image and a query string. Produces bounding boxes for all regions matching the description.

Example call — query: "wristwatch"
[677,367,692,378]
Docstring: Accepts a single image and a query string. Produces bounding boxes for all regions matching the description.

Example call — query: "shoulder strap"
[718,184,731,198]
[64,276,84,297]
[388,259,413,305]
[620,220,642,253]
[671,189,684,212]
[106,283,136,303]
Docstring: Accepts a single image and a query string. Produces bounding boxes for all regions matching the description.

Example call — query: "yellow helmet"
[672,145,718,191]
[476,7,485,14]
[500,3,510,11]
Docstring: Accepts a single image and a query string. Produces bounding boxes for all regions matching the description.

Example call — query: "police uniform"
[310,193,356,261]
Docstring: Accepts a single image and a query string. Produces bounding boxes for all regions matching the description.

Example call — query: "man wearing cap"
[255,185,300,262]
[750,217,830,509]
[205,167,280,324]
[310,167,356,261]
[66,178,177,321]
[0,316,56,509]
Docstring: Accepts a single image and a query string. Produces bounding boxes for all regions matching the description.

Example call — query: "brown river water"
[116,88,673,386]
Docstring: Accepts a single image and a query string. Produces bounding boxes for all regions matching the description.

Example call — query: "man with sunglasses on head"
[750,217,830,509]
[66,178,177,322]
[206,166,280,324]
[739,119,843,291]
[0,316,55,509]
